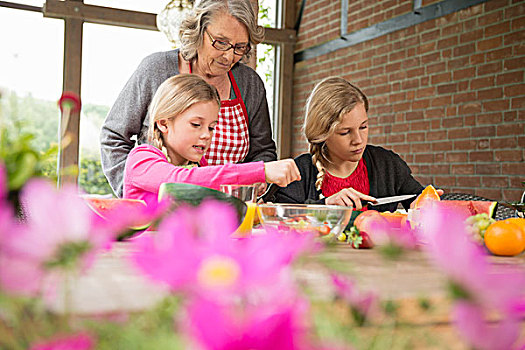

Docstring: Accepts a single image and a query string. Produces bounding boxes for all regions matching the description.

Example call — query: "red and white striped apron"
[189,65,250,165]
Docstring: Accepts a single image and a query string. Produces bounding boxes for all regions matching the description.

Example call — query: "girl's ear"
[156,119,169,133]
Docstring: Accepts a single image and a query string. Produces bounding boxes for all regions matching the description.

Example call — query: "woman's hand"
[264,159,301,187]
[325,188,376,210]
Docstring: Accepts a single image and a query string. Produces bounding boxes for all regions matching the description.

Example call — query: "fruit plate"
[258,203,352,238]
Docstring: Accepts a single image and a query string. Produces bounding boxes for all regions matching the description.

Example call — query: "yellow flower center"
[197,255,241,289]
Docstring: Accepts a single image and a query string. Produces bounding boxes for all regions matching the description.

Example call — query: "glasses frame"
[205,30,251,56]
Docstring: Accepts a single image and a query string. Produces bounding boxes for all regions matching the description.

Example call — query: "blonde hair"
[303,76,369,195]
[147,74,220,162]
[179,0,264,62]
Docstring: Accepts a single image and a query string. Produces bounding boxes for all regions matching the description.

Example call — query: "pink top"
[123,144,266,204]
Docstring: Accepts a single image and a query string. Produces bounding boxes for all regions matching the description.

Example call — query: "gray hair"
[179,0,264,62]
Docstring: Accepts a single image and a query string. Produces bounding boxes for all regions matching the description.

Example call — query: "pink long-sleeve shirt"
[123,144,266,204]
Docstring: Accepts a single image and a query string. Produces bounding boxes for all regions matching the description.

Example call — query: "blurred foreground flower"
[0,177,113,298]
[30,332,95,350]
[331,273,378,326]
[130,200,317,300]
[421,204,525,349]
[184,296,311,350]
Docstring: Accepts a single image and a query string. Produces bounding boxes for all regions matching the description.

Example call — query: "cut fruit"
[83,197,151,240]
[412,185,440,209]
[438,200,498,219]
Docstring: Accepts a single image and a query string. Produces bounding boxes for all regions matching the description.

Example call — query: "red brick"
[425,108,445,119]
[470,151,494,161]
[449,128,471,139]
[502,190,523,203]
[417,87,437,98]
[504,31,525,46]
[482,99,509,112]
[406,111,424,121]
[447,153,468,163]
[475,189,502,200]
[391,144,410,154]
[453,92,477,104]
[429,164,451,175]
[465,115,477,126]
[415,153,435,163]
[388,134,406,143]
[431,72,452,85]
[470,76,494,90]
[478,37,503,51]
[479,8,504,25]
[393,102,411,112]
[485,21,511,36]
[495,150,524,161]
[435,153,446,163]
[419,42,436,54]
[502,162,525,175]
[497,72,523,85]
[478,139,490,149]
[457,176,481,187]
[477,62,503,76]
[477,112,502,124]
[452,67,476,80]
[437,83,458,94]
[438,36,459,50]
[427,130,447,141]
[486,47,513,61]
[402,78,420,90]
[454,140,477,150]
[504,84,525,97]
[432,142,453,152]
[476,163,501,175]
[478,87,504,100]
[497,123,525,136]
[452,164,475,174]
[421,29,441,42]
[472,126,496,137]
[460,28,484,44]
[459,102,482,114]
[510,177,525,188]
[490,137,518,149]
[470,53,485,65]
[454,43,476,56]
[433,176,456,187]
[431,95,453,107]
[482,176,509,187]
[511,96,525,109]
[407,132,426,142]
[442,117,464,128]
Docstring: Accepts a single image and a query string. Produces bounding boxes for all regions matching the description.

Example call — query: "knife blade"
[364,194,417,206]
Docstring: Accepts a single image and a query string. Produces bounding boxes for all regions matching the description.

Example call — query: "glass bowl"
[258,203,352,238]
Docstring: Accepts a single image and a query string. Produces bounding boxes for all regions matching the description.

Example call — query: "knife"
[364,194,417,206]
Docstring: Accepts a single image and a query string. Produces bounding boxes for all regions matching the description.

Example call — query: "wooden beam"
[276,0,296,159]
[58,2,83,187]
[43,0,157,31]
[263,27,295,45]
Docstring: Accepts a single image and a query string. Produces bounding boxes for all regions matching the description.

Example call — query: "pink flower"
[331,273,377,324]
[30,332,95,350]
[183,296,311,350]
[130,200,316,299]
[0,179,113,297]
[420,204,525,348]
[453,301,523,350]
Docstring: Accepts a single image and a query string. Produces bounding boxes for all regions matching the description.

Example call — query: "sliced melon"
[439,200,498,219]
[83,197,151,240]
[158,183,247,224]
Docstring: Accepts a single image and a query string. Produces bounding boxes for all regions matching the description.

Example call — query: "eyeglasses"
[206,30,251,56]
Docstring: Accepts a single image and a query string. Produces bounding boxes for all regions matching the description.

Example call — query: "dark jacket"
[267,145,424,212]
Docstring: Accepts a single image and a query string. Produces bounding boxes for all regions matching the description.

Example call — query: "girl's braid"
[310,143,326,199]
[151,125,172,163]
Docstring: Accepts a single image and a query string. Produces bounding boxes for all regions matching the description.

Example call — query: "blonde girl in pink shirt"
[123,74,300,204]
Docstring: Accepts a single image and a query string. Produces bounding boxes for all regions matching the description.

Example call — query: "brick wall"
[292,0,524,201]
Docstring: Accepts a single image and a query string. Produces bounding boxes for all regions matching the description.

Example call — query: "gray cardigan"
[100,49,277,197]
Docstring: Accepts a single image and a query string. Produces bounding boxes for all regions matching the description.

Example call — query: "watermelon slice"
[83,197,151,240]
[438,200,498,219]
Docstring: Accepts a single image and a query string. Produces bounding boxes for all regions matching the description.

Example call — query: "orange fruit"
[504,218,525,233]
[484,220,525,256]
[379,212,408,229]
[412,185,440,209]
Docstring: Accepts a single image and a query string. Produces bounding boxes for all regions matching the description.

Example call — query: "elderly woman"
[100,0,276,197]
